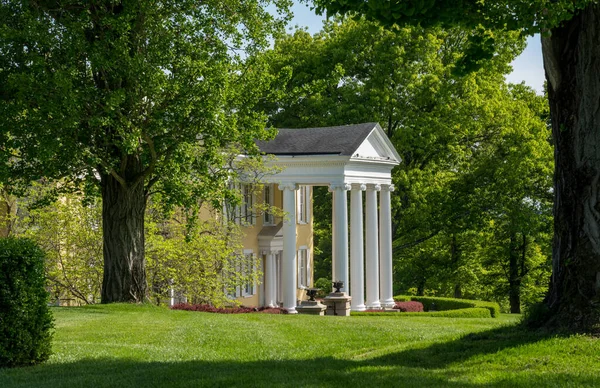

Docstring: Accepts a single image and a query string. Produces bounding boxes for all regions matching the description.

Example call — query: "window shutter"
[252,254,257,295]
[296,188,301,223]
[251,190,256,225]
[306,186,312,223]
[297,249,301,288]
[307,250,312,287]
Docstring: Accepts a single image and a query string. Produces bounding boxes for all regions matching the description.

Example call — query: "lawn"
[1,304,599,387]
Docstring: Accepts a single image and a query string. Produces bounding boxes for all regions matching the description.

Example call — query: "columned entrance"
[258,122,401,313]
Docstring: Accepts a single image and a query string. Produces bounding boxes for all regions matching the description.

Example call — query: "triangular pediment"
[350,124,402,164]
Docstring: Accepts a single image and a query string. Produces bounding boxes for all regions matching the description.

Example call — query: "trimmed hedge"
[352,308,491,318]
[393,295,500,318]
[0,238,54,367]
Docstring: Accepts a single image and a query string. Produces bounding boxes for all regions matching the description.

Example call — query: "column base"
[285,307,298,314]
[380,299,395,308]
[366,301,381,309]
[351,304,367,312]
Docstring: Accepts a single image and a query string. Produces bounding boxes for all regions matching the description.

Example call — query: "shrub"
[393,301,424,312]
[393,295,411,302]
[394,295,500,318]
[352,308,491,318]
[171,303,283,314]
[0,238,54,367]
[314,278,332,298]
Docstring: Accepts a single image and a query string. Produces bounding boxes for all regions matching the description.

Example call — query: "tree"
[314,0,600,331]
[0,1,290,303]
[259,18,551,310]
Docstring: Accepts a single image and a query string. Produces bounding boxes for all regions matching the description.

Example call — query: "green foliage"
[395,295,500,318]
[15,188,103,305]
[352,308,491,318]
[0,0,292,301]
[313,0,591,72]
[0,238,53,367]
[259,18,551,311]
[314,277,332,297]
[145,211,259,308]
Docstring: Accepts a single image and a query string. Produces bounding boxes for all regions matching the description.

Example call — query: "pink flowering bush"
[393,301,424,312]
[171,303,283,314]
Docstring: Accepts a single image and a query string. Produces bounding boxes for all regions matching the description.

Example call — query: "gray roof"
[257,123,377,156]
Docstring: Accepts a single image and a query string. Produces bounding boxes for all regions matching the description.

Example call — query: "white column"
[365,184,381,309]
[265,251,276,308]
[350,183,366,311]
[330,188,337,284]
[379,184,395,308]
[330,183,350,293]
[279,183,298,313]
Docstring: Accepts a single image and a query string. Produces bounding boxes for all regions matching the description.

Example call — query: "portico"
[257,123,401,313]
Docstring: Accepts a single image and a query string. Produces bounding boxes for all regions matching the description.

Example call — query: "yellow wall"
[235,185,314,307]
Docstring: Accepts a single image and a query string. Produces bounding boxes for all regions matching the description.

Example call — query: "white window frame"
[263,184,275,226]
[297,185,311,224]
[297,246,310,289]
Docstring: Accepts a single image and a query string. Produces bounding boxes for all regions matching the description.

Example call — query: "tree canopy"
[314,0,600,332]
[0,0,291,302]
[258,17,553,311]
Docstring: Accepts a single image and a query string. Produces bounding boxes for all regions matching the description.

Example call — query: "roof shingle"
[256,123,377,156]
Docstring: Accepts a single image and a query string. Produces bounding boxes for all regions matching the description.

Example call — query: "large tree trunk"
[543,3,600,331]
[100,159,147,303]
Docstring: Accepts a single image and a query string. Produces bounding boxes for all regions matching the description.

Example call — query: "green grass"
[1,304,599,387]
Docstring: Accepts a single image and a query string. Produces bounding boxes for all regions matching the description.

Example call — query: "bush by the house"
[394,295,500,318]
[171,303,283,314]
[352,308,491,318]
[393,301,424,312]
[0,238,54,368]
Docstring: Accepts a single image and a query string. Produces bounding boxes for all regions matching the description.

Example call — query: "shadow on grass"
[1,325,594,387]
[370,323,558,369]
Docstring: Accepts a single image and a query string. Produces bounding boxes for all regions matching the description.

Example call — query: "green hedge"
[352,308,491,318]
[393,295,500,318]
[0,238,54,367]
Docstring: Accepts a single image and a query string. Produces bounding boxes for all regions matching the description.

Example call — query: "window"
[263,184,274,225]
[242,184,254,225]
[231,183,255,225]
[237,250,256,297]
[297,247,310,289]
[297,185,310,224]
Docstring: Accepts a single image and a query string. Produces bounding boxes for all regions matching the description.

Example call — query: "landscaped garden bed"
[171,303,284,314]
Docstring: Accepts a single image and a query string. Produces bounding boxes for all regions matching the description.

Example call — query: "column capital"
[381,184,395,192]
[367,184,381,192]
[329,183,352,192]
[278,182,298,191]
[351,183,367,191]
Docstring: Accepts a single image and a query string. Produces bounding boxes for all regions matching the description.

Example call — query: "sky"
[288,2,545,94]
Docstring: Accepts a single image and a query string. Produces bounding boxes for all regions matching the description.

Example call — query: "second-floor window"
[263,184,274,225]
[231,183,255,225]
